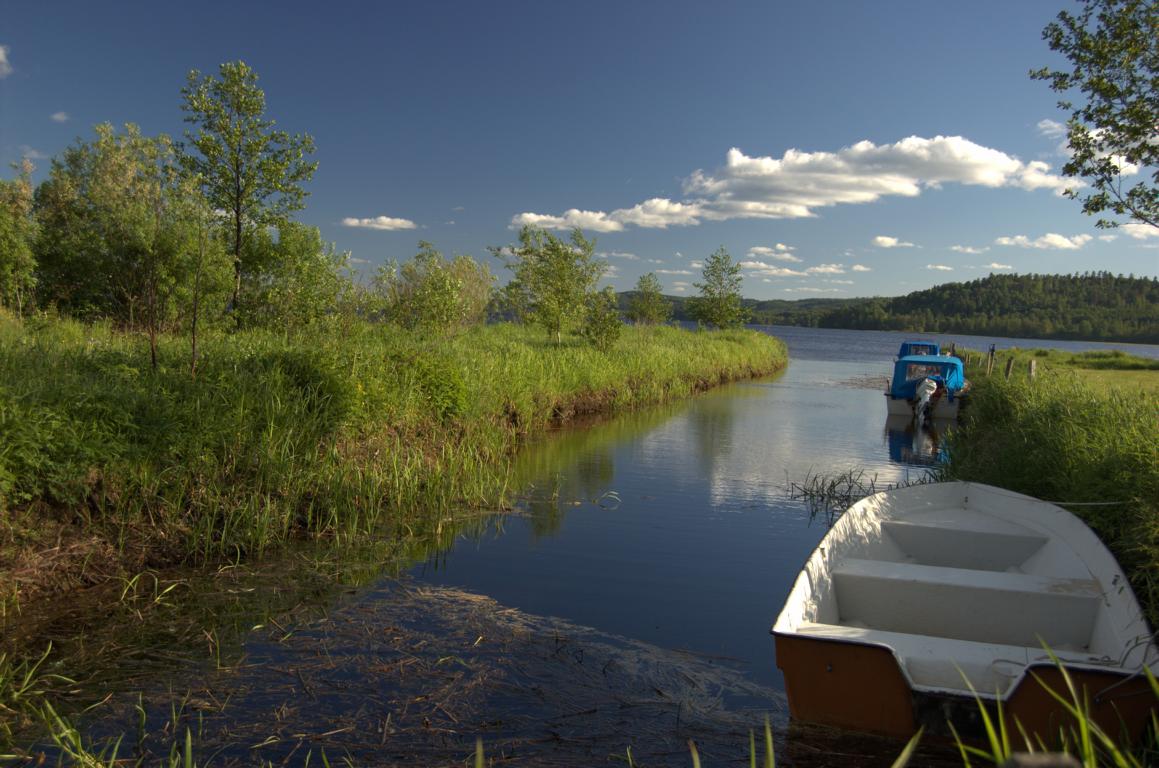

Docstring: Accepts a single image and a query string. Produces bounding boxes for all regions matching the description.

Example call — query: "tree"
[179,61,317,317]
[688,246,749,329]
[492,226,606,344]
[375,241,494,333]
[0,159,37,313]
[237,221,350,330]
[626,272,671,325]
[1032,0,1158,230]
[581,286,623,351]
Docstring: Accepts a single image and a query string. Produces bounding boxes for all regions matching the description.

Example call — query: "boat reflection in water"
[884,415,950,466]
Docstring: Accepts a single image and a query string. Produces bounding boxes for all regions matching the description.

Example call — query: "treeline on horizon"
[640,272,1159,344]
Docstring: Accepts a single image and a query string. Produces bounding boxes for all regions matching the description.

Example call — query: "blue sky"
[1,0,1156,299]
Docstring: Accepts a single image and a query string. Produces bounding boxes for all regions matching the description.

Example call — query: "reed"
[0,314,785,607]
[939,364,1159,626]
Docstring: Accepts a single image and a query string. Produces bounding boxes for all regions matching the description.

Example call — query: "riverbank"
[0,314,787,614]
[941,352,1159,626]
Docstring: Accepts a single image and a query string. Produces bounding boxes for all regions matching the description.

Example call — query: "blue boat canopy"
[897,341,940,358]
[890,354,966,400]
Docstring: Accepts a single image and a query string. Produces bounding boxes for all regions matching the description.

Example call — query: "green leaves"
[689,247,749,329]
[1033,0,1158,230]
[626,272,671,325]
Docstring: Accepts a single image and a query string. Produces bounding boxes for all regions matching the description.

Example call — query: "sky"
[1,0,1156,300]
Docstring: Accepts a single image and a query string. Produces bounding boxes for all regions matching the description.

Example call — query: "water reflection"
[883,415,951,466]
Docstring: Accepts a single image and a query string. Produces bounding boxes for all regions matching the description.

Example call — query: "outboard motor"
[915,377,938,424]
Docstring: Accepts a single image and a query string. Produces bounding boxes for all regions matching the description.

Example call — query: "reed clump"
[940,365,1159,626]
[0,314,786,606]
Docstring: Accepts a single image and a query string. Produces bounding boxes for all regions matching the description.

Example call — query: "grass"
[969,347,1159,394]
[940,354,1159,627]
[0,313,785,603]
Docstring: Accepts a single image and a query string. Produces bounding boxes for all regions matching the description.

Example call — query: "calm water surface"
[409,327,1159,697]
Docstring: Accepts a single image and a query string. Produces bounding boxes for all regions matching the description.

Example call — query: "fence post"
[1004,357,1015,380]
[1028,359,1037,380]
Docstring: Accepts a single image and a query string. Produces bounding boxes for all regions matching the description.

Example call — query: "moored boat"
[885,354,969,420]
[772,481,1158,741]
[895,340,940,359]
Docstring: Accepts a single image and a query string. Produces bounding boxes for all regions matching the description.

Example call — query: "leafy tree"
[375,241,494,333]
[179,61,318,316]
[237,222,350,330]
[1032,0,1158,230]
[0,159,37,313]
[582,286,623,351]
[689,246,749,329]
[492,226,606,344]
[626,271,671,325]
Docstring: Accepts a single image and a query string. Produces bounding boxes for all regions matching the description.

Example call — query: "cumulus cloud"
[950,245,989,254]
[0,45,11,79]
[50,111,69,123]
[740,261,807,277]
[597,250,639,260]
[983,262,1013,270]
[926,264,954,271]
[1121,223,1159,240]
[784,287,845,293]
[671,281,690,292]
[341,215,417,231]
[749,244,803,262]
[511,135,1070,230]
[1037,119,1067,139]
[826,279,855,284]
[994,233,1092,250]
[873,235,915,248]
[806,263,845,274]
[1097,235,1117,242]
[690,260,704,269]
[851,264,871,272]
[655,268,692,275]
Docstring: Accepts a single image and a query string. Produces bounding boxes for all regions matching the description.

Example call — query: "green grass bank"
[0,313,786,610]
[940,353,1159,626]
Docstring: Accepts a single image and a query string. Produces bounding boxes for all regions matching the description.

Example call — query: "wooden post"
[1028,359,1037,379]
[986,345,996,376]
[1004,357,1015,380]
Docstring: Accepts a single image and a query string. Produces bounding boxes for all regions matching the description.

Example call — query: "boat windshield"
[904,362,949,382]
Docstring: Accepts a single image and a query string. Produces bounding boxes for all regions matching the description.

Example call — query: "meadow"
[0,311,787,612]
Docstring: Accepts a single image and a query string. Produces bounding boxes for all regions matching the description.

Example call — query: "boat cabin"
[896,341,940,358]
[889,355,965,400]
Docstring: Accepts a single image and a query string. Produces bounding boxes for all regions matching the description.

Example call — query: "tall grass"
[939,365,1159,626]
[0,315,786,601]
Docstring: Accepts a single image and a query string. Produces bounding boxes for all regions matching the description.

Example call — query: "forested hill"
[630,273,1159,343]
[815,273,1159,343]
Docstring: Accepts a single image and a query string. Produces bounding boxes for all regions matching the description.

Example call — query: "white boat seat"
[882,521,1048,571]
[792,620,1107,696]
[832,558,1102,649]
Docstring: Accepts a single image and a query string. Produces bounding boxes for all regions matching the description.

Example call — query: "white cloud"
[512,135,1070,230]
[1121,223,1159,240]
[655,268,693,275]
[740,260,807,277]
[646,258,665,264]
[926,264,954,271]
[597,250,639,260]
[341,215,417,231]
[50,111,69,123]
[690,260,704,269]
[749,244,803,262]
[0,45,11,79]
[806,263,845,274]
[994,233,1092,250]
[18,146,48,160]
[671,281,690,293]
[826,279,855,284]
[510,209,622,232]
[1097,235,1117,242]
[604,264,621,278]
[873,235,915,248]
[950,244,989,254]
[784,287,845,293]
[1037,119,1066,139]
[851,264,871,272]
[982,262,1013,270]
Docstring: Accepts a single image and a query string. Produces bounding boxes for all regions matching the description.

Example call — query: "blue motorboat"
[895,340,940,359]
[885,354,969,420]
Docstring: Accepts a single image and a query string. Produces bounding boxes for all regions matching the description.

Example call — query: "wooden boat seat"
[792,620,1105,695]
[832,558,1102,649]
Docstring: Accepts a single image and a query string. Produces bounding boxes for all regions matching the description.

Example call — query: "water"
[17,326,1157,765]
